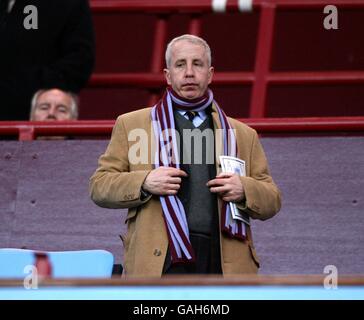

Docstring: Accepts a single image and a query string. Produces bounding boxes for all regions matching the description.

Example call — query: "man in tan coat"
[89,34,281,277]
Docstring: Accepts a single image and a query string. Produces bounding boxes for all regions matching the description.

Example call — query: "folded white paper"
[219,155,250,225]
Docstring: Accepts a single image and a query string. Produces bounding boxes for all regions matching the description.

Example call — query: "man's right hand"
[142,167,188,196]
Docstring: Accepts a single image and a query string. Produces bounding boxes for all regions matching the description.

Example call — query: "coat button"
[153,249,162,256]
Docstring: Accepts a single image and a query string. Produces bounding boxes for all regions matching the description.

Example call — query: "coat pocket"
[123,207,139,251]
[120,232,131,251]
[125,207,138,224]
[248,244,260,268]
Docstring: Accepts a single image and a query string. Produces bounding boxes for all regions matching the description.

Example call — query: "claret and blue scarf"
[151,87,247,264]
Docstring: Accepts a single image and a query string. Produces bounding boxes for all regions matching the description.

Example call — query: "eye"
[57,106,68,113]
[37,104,49,111]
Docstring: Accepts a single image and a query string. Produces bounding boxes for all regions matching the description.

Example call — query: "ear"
[164,68,172,86]
[208,66,214,85]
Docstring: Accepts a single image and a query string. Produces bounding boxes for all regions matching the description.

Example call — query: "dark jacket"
[0,0,95,120]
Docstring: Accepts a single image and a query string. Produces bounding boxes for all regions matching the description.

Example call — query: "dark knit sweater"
[173,109,219,236]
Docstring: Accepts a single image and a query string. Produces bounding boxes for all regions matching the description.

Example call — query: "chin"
[181,91,202,100]
[184,95,197,100]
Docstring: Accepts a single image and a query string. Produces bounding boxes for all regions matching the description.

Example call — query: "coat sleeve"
[236,130,282,220]
[89,115,152,209]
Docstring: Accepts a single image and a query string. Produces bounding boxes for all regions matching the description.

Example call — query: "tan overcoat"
[90,104,281,277]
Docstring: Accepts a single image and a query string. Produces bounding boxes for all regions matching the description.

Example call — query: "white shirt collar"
[177,110,207,120]
[177,110,208,127]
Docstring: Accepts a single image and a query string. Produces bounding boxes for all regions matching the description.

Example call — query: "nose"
[185,62,194,78]
[46,114,57,120]
[46,106,57,120]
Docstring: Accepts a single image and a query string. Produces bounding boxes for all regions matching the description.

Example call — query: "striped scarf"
[151,87,246,264]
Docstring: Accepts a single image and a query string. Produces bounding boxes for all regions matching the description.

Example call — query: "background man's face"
[33,89,73,121]
[164,40,214,99]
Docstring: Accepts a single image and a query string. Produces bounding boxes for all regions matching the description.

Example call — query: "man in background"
[30,89,78,121]
[0,0,94,120]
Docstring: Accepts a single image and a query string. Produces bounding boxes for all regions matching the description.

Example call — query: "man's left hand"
[207,173,245,202]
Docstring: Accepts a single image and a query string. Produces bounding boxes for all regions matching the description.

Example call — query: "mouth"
[182,83,198,88]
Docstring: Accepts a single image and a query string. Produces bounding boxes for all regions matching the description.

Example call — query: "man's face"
[32,89,74,121]
[164,40,214,100]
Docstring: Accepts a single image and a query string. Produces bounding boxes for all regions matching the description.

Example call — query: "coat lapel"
[211,102,224,175]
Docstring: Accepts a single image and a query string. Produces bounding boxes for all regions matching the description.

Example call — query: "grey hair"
[165,34,212,68]
[30,89,79,120]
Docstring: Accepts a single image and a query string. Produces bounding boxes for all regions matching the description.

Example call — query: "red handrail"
[1,117,363,141]
[268,71,364,84]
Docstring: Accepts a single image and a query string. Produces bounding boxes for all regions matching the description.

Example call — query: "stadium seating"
[80,0,364,119]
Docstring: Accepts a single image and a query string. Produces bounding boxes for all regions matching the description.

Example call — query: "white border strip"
[238,0,253,12]
[212,0,228,13]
